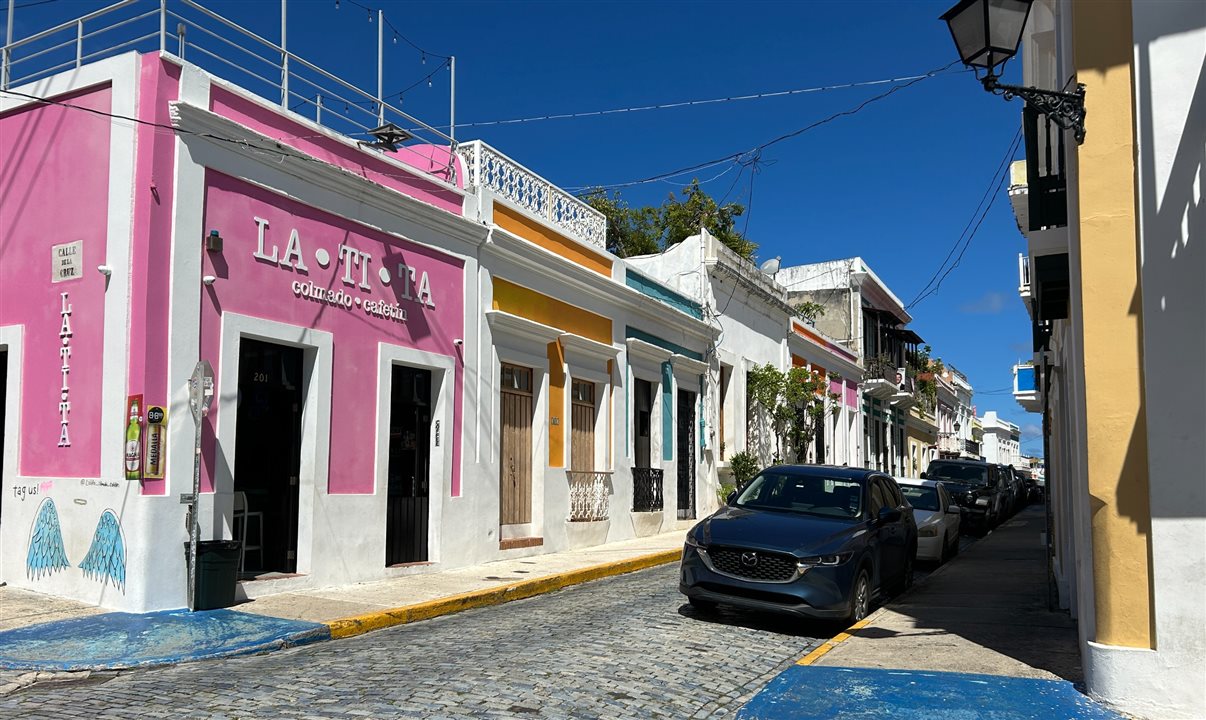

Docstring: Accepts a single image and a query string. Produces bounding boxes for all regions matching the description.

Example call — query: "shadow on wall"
[1134,10,1206,523]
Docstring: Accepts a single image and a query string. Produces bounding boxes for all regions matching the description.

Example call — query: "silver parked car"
[895,477,961,564]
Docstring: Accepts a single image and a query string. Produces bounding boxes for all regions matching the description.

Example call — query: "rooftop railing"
[457,140,607,250]
[2,0,456,178]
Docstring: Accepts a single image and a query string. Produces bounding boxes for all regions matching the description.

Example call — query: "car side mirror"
[877,506,902,524]
[919,471,927,479]
[725,491,737,505]
[946,505,962,514]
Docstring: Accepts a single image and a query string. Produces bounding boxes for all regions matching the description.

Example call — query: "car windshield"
[900,485,940,512]
[926,463,988,486]
[734,472,863,519]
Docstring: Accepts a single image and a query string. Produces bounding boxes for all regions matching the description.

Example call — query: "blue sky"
[6,0,1042,454]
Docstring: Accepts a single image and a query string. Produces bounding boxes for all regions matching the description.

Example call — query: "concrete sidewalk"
[738,506,1123,719]
[0,528,684,676]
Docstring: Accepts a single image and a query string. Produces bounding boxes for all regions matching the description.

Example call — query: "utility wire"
[568,60,961,193]
[906,126,1023,309]
[4,0,59,10]
[0,87,453,178]
[337,0,450,61]
[456,66,967,131]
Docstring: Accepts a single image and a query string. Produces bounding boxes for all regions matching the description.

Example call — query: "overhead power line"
[0,87,452,179]
[456,66,967,130]
[337,0,450,61]
[906,126,1023,310]
[567,59,961,193]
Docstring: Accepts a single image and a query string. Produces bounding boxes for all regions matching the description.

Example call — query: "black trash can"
[188,540,241,610]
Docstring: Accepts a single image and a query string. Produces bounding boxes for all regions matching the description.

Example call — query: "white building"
[980,411,1021,467]
[778,258,923,475]
[627,231,863,474]
[1006,0,1205,716]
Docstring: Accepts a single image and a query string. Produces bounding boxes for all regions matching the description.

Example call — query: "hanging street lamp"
[940,0,1087,143]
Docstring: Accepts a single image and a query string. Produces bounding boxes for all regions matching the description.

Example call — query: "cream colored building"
[1010,1,1205,716]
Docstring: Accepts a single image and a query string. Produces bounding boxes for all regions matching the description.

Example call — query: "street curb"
[795,610,884,666]
[794,523,994,667]
[324,548,682,639]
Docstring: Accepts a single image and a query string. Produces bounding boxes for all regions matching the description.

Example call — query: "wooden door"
[499,364,533,526]
[570,380,595,472]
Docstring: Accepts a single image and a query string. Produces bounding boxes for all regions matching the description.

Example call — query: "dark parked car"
[1002,464,1026,514]
[923,459,1007,533]
[679,465,917,624]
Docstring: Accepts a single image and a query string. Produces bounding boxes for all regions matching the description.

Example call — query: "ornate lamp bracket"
[982,74,1087,144]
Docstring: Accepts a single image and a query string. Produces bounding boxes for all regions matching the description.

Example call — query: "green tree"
[660,180,756,260]
[746,363,841,464]
[582,189,661,258]
[582,180,757,260]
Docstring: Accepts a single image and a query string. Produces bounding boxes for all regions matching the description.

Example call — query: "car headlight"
[918,526,939,537]
[685,534,705,549]
[975,497,989,506]
[798,552,852,568]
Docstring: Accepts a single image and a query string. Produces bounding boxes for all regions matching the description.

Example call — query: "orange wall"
[492,278,612,468]
[494,203,612,276]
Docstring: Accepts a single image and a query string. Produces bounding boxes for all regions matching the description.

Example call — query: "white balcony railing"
[567,471,612,522]
[458,141,606,250]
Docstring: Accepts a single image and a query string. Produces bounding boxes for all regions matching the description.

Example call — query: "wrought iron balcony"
[567,471,612,522]
[632,468,664,513]
[457,140,606,250]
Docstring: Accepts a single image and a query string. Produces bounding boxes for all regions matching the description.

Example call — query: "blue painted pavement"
[737,665,1126,720]
[0,609,330,671]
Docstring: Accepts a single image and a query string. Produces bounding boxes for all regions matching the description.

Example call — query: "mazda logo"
[740,552,759,567]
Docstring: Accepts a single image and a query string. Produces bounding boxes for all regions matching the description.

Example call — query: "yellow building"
[1006,1,1205,717]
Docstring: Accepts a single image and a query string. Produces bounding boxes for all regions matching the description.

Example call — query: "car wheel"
[688,597,717,612]
[939,533,949,564]
[948,532,960,558]
[848,569,871,623]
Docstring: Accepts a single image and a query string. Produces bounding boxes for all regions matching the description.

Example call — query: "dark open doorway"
[677,389,696,520]
[233,338,303,577]
[386,365,431,566]
[0,349,6,530]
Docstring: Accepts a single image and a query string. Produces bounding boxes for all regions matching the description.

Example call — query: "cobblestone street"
[0,565,833,719]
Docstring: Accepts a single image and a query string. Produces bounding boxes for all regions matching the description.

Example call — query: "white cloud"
[960,291,1007,314]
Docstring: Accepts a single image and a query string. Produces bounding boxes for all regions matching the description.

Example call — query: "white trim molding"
[374,343,456,564]
[212,312,333,578]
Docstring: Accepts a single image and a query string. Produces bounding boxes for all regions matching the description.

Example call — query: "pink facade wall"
[130,56,182,495]
[845,379,858,409]
[208,87,463,215]
[199,171,465,495]
[0,86,113,477]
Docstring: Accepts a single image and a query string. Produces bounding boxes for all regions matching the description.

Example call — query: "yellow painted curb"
[325,548,682,639]
[796,612,879,666]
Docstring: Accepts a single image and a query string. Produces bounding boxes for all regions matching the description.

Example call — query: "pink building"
[0,40,476,610]
[1,3,718,614]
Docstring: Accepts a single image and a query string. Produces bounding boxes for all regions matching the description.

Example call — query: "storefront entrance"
[385,365,431,566]
[233,339,303,576]
[677,389,696,520]
[0,349,6,530]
